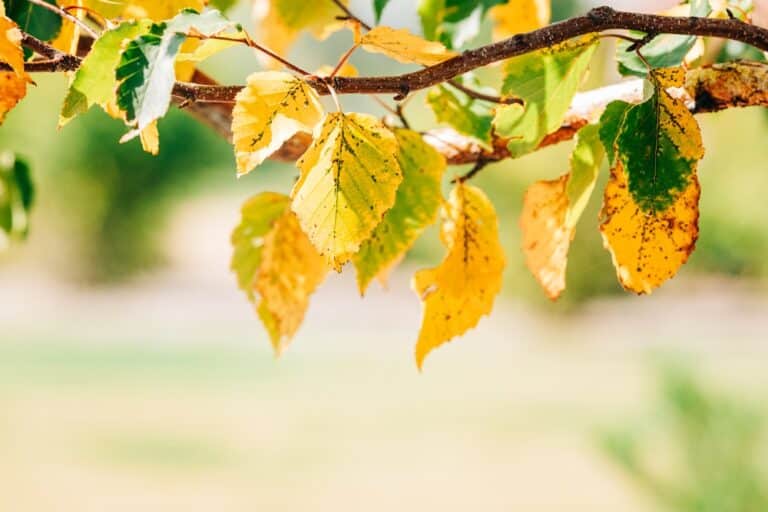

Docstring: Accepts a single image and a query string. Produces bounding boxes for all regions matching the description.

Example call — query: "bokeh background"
[1,0,768,510]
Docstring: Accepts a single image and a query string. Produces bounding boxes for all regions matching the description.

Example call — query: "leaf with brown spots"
[413,183,505,369]
[520,124,604,300]
[0,15,30,124]
[232,71,324,176]
[291,112,402,271]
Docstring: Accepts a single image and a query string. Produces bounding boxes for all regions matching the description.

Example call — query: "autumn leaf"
[292,112,402,271]
[360,26,458,66]
[354,129,446,294]
[489,0,551,40]
[231,192,327,354]
[4,0,61,42]
[60,20,153,127]
[493,36,598,158]
[231,71,324,176]
[520,124,604,300]
[599,67,704,293]
[0,14,30,124]
[426,80,494,148]
[252,0,348,68]
[115,9,234,146]
[413,183,505,369]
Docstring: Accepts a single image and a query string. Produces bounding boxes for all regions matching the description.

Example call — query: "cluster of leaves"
[0,0,762,366]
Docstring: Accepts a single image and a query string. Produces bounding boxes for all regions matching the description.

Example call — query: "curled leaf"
[232,71,324,176]
[413,183,505,369]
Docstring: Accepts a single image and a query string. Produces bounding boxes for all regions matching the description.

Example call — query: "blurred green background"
[0,0,767,510]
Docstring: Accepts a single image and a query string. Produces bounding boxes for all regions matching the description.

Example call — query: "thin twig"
[185,33,311,76]
[332,0,373,31]
[447,79,522,105]
[454,158,490,183]
[26,0,99,38]
[329,44,359,78]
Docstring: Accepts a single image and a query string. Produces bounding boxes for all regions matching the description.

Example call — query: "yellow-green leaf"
[292,112,402,271]
[599,162,700,294]
[354,128,446,294]
[413,183,505,369]
[231,192,327,354]
[493,36,598,158]
[232,71,324,176]
[520,124,604,300]
[490,0,550,40]
[360,26,458,66]
[252,0,348,68]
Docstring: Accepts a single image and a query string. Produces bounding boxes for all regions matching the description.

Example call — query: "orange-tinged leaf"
[490,0,551,40]
[413,183,505,369]
[139,121,159,156]
[0,71,26,124]
[231,71,324,176]
[520,124,603,300]
[360,26,458,66]
[0,16,29,124]
[599,162,700,295]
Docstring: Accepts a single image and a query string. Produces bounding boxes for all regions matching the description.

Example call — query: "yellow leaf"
[599,162,700,295]
[139,121,159,155]
[490,0,551,40]
[520,124,603,300]
[292,112,402,271]
[314,63,358,78]
[0,16,29,124]
[413,183,505,369]
[252,0,348,69]
[231,71,324,176]
[360,26,458,66]
[255,205,328,354]
[0,71,26,123]
[231,192,327,354]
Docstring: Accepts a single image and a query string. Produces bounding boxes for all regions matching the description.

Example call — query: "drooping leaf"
[413,183,505,369]
[60,20,153,127]
[360,26,458,66]
[232,71,324,176]
[0,15,29,123]
[616,0,712,77]
[598,67,705,293]
[600,162,700,294]
[252,0,349,68]
[493,36,599,158]
[418,0,506,49]
[291,112,402,271]
[354,129,446,294]
[489,0,550,40]
[426,81,494,148]
[231,192,327,354]
[4,0,61,42]
[520,124,604,300]
[0,151,33,249]
[373,0,391,23]
[115,9,234,144]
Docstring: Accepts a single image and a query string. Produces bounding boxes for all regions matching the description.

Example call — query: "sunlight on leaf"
[360,26,458,66]
[292,112,402,271]
[413,183,505,369]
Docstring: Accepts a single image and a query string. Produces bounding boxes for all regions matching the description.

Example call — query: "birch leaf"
[231,71,324,176]
[292,112,402,271]
[0,15,29,123]
[360,26,458,66]
[413,183,505,369]
[489,0,550,40]
[520,124,604,300]
[231,192,327,354]
[426,82,494,148]
[493,36,598,158]
[599,67,704,293]
[354,129,446,294]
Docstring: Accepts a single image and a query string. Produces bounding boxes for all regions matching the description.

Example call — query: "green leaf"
[208,0,239,12]
[427,82,494,148]
[616,1,712,77]
[602,67,704,212]
[0,151,33,248]
[61,20,153,127]
[354,129,446,293]
[373,0,391,23]
[493,36,599,158]
[418,0,504,48]
[115,9,234,141]
[5,0,61,42]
